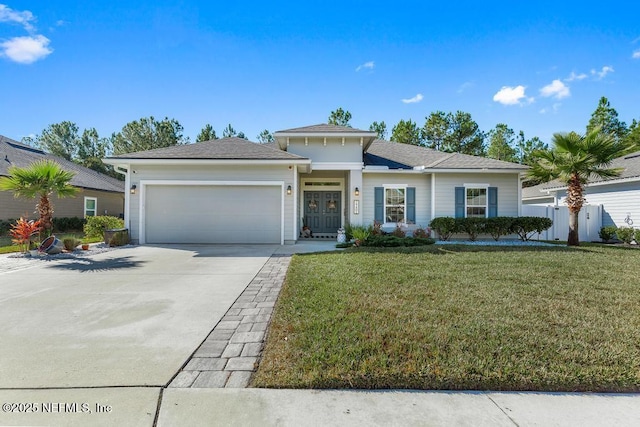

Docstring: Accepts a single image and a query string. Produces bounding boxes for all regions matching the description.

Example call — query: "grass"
[0,233,103,254]
[252,244,640,392]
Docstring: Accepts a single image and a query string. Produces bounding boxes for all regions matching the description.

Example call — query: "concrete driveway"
[0,244,277,425]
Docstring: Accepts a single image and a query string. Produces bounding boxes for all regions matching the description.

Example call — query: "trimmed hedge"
[616,227,635,244]
[364,235,436,247]
[430,216,553,241]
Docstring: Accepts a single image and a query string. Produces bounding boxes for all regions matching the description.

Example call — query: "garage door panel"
[145,185,281,244]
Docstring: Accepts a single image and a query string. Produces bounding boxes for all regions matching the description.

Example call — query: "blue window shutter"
[455,187,465,218]
[406,187,416,223]
[488,187,498,218]
[374,187,384,222]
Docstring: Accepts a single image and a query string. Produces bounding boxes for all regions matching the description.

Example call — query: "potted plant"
[81,243,90,250]
[9,217,42,254]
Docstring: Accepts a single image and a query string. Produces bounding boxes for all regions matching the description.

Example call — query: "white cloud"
[492,85,531,105]
[401,93,423,104]
[565,71,587,82]
[1,35,52,64]
[591,66,614,79]
[355,61,374,72]
[539,103,562,115]
[457,81,474,93]
[632,50,640,59]
[540,79,570,99]
[0,4,35,32]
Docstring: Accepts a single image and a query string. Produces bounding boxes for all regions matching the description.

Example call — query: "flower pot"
[82,244,89,250]
[39,236,63,255]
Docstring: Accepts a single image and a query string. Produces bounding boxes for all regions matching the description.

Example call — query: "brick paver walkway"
[168,255,291,388]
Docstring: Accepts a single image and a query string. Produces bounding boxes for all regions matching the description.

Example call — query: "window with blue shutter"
[374,187,384,222]
[406,187,416,223]
[455,187,465,218]
[488,187,498,218]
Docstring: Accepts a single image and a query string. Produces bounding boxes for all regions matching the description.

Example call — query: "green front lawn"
[253,245,640,391]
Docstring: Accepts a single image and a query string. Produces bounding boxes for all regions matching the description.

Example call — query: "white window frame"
[383,184,407,224]
[463,183,489,218]
[84,197,97,218]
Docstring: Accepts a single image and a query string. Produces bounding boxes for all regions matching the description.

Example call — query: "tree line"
[329,96,639,167]
[21,96,638,180]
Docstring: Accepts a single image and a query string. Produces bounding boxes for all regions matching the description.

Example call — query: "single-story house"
[522,150,640,228]
[103,124,528,245]
[1,135,125,221]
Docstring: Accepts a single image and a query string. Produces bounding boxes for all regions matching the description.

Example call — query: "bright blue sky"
[1,1,639,147]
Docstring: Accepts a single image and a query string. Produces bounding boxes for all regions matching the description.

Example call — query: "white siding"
[362,173,431,228]
[434,173,520,218]
[128,164,294,243]
[556,181,640,227]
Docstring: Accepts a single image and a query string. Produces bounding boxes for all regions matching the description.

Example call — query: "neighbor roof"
[365,140,529,170]
[0,135,124,193]
[275,123,375,134]
[107,137,308,160]
[522,150,640,198]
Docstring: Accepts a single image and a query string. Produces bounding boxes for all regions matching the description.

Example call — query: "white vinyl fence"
[522,204,602,242]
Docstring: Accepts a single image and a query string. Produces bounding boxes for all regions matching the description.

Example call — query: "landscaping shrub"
[0,219,16,236]
[350,225,371,246]
[510,217,553,241]
[615,227,635,244]
[391,225,406,238]
[412,227,431,238]
[364,235,435,247]
[635,229,640,245]
[53,217,86,233]
[84,216,124,239]
[62,237,81,251]
[485,217,514,241]
[598,226,618,243]
[429,217,458,241]
[455,217,485,241]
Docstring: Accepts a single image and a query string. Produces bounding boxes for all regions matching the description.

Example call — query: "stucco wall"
[128,164,295,243]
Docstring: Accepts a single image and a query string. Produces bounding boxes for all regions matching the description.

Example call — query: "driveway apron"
[0,244,276,389]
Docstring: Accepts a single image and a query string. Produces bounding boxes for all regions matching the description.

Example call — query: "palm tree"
[0,160,78,234]
[528,128,629,246]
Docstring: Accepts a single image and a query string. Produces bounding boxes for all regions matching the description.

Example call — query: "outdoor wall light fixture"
[354,187,360,196]
[130,184,137,194]
[286,185,292,195]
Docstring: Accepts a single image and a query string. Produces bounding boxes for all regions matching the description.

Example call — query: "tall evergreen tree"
[196,124,217,142]
[486,123,517,162]
[328,108,352,127]
[391,119,422,145]
[586,96,628,142]
[369,121,387,139]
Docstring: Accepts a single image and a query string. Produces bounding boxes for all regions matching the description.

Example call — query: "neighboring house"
[0,135,125,221]
[103,124,528,245]
[522,150,640,228]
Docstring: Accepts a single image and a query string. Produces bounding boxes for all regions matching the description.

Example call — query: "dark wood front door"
[304,191,341,234]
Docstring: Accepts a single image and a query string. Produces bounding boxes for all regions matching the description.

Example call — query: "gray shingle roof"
[108,137,308,160]
[523,150,640,198]
[0,135,124,193]
[275,123,375,134]
[365,140,529,170]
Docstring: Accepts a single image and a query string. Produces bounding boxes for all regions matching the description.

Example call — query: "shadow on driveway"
[45,256,146,273]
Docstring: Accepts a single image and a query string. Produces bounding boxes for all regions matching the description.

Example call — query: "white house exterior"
[104,124,528,245]
[522,150,640,228]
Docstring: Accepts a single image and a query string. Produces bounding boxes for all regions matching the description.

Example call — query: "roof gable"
[275,123,374,134]
[0,135,124,193]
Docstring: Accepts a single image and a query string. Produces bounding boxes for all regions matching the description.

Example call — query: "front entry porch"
[302,190,341,239]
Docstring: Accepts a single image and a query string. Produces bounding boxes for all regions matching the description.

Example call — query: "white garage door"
[144,184,282,244]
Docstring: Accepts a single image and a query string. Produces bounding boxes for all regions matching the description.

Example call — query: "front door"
[304,191,341,234]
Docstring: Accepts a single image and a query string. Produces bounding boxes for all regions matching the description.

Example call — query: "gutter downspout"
[114,165,130,233]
